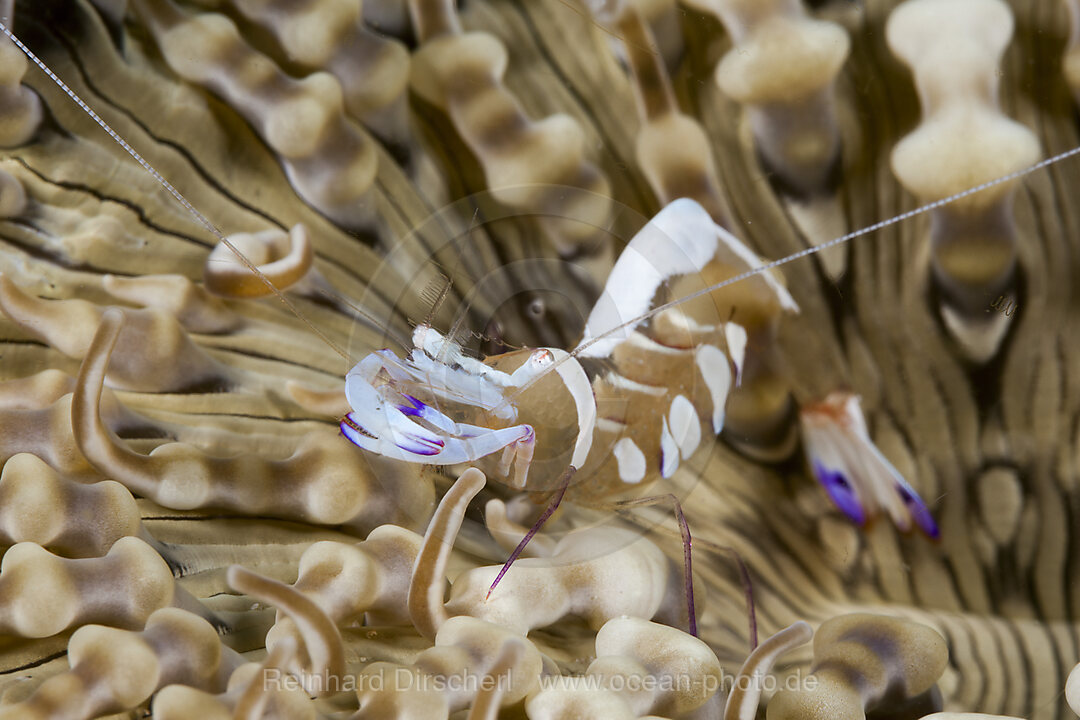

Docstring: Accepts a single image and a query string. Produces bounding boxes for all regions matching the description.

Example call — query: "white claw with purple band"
[800,392,939,538]
[340,325,594,490]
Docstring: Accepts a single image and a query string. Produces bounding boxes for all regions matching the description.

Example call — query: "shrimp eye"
[531,349,554,366]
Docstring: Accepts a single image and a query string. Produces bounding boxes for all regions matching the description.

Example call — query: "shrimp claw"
[340,327,539,487]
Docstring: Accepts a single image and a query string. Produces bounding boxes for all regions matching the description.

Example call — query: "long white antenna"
[574,142,1080,358]
[0,19,354,364]
[494,139,1080,408]
[4,17,1078,379]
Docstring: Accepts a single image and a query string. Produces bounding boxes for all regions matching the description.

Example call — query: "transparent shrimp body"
[341,199,772,502]
[341,197,941,530]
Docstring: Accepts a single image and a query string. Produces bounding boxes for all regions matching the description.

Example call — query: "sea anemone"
[0,0,1077,718]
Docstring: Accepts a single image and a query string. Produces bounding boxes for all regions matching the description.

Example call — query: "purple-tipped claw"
[340,413,377,446]
[896,482,940,539]
[813,462,866,525]
[395,442,441,456]
[397,394,426,418]
[340,413,445,457]
[396,432,444,456]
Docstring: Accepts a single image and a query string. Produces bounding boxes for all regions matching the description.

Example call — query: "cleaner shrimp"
[3,0,1078,647]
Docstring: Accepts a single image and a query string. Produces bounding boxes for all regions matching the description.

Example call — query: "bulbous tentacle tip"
[1066,661,1080,717]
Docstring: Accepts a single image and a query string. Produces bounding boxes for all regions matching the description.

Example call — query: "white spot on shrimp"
[613,437,646,484]
[724,324,748,383]
[695,344,733,434]
[668,394,701,458]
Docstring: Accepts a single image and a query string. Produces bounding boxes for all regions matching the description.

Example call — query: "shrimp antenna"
[9,17,1080,387]
[420,270,464,365]
[495,140,1080,412]
[312,286,412,352]
[0,19,357,365]
[419,272,454,328]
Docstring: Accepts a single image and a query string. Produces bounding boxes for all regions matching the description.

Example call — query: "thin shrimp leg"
[485,466,576,599]
[604,493,757,645]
